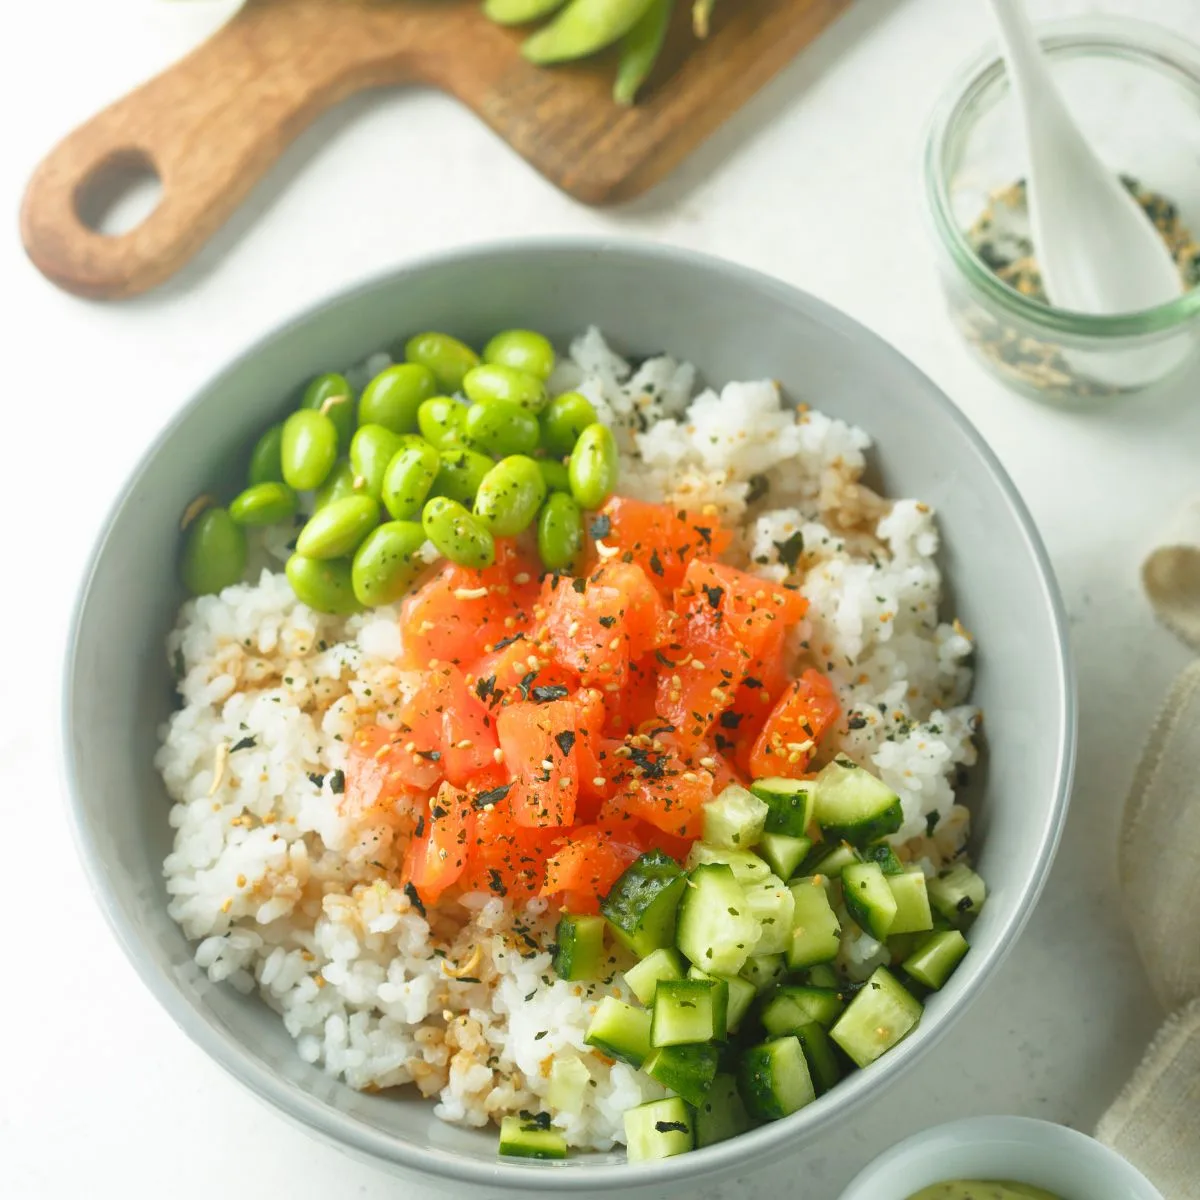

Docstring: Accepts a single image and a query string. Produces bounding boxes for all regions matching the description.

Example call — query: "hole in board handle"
[74,149,163,237]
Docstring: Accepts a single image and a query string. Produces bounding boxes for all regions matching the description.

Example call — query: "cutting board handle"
[19,0,420,300]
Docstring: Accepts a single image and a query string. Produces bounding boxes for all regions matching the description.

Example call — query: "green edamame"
[302,373,356,452]
[313,459,361,511]
[286,554,361,615]
[483,0,566,25]
[296,493,381,559]
[463,397,539,457]
[523,0,656,63]
[568,422,619,509]
[613,0,672,105]
[537,492,585,571]
[404,332,480,393]
[229,482,296,527]
[537,458,572,494]
[417,397,467,450]
[482,329,556,381]
[422,496,496,568]
[351,521,428,607]
[247,423,285,486]
[382,439,440,520]
[473,456,547,538]
[540,390,598,456]
[349,425,404,499]
[182,507,246,596]
[463,363,547,413]
[281,409,339,492]
[358,363,437,434]
[432,448,494,505]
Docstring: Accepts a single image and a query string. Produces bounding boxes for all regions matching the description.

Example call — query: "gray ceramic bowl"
[63,240,1075,1197]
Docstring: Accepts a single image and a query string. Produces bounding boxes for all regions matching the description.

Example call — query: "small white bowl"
[839,1116,1163,1200]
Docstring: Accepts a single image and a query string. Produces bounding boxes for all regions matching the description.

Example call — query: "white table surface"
[3,0,1198,1195]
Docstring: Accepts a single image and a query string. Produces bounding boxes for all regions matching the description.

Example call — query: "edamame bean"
[568,422,619,509]
[349,424,404,499]
[484,0,567,26]
[522,0,653,63]
[422,496,496,568]
[404,332,480,392]
[229,481,296,526]
[382,439,440,520]
[432,448,494,505]
[247,423,285,485]
[281,409,338,492]
[313,459,361,511]
[417,397,467,450]
[463,363,547,413]
[540,391,598,456]
[358,363,437,434]
[351,521,428,607]
[473,455,547,537]
[613,0,671,105]
[463,397,539,456]
[482,329,556,381]
[537,458,572,494]
[537,492,585,571]
[286,554,361,615]
[181,506,246,596]
[296,493,381,559]
[302,372,355,452]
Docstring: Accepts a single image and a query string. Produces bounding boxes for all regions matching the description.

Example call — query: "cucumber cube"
[651,978,727,1046]
[812,757,904,845]
[749,777,816,836]
[928,864,987,926]
[744,874,796,956]
[739,953,787,994]
[842,861,898,940]
[694,1072,752,1147]
[601,850,688,957]
[793,1021,842,1095]
[761,985,845,1035]
[642,1042,719,1107]
[623,947,685,1006]
[863,842,905,875]
[688,966,756,1032]
[757,832,812,880]
[546,1055,591,1115]
[676,863,759,976]
[830,966,923,1067]
[553,912,606,981]
[738,1036,816,1120]
[903,929,969,989]
[686,842,772,885]
[624,1096,694,1162]
[702,784,769,849]
[498,1114,567,1160]
[805,840,863,879]
[787,877,842,969]
[886,868,934,935]
[584,996,651,1068]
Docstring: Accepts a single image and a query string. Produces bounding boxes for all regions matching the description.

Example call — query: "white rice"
[158,329,978,1147]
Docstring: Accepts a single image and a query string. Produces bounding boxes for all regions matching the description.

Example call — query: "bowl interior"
[64,241,1073,1190]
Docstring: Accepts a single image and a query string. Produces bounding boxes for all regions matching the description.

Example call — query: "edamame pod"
[296,494,381,559]
[433,448,495,505]
[281,409,339,492]
[463,363,547,413]
[351,521,428,607]
[382,439,440,520]
[537,492,585,571]
[181,506,247,596]
[286,554,361,615]
[247,423,285,486]
[463,397,540,456]
[522,0,657,63]
[540,390,598,456]
[537,458,572,494]
[614,0,673,105]
[473,455,547,537]
[482,329,556,381]
[229,482,297,526]
[568,422,620,509]
[422,496,496,568]
[313,459,361,511]
[483,0,567,25]
[349,425,404,499]
[358,363,437,434]
[417,397,467,450]
[404,332,480,393]
[302,373,356,453]
[693,0,714,36]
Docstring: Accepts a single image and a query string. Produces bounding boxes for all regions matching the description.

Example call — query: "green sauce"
[906,1184,1065,1200]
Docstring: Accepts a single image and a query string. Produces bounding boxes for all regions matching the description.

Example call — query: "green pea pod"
[433,448,495,506]
[182,507,247,597]
[473,455,547,538]
[281,409,339,492]
[537,458,572,494]
[568,422,620,509]
[404,332,480,393]
[482,329,556,381]
[358,363,437,434]
[540,391,598,456]
[422,496,496,569]
[523,0,658,63]
[349,425,404,499]
[537,492,585,571]
[247,423,285,486]
[463,363,547,413]
[382,439,440,520]
[614,0,673,105]
[352,521,428,607]
[286,554,361,615]
[693,0,714,36]
[296,494,381,559]
[483,0,567,26]
[229,482,297,527]
[302,372,356,453]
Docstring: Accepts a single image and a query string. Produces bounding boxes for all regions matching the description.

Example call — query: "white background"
[3,0,1199,1196]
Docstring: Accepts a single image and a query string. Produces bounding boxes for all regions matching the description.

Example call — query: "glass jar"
[923,15,1200,405]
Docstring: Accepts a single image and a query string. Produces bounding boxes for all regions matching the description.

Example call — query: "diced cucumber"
[749,777,815,837]
[761,985,845,1035]
[903,929,969,989]
[703,784,769,849]
[553,913,606,981]
[804,840,863,879]
[676,863,759,975]
[863,842,905,875]
[812,757,903,845]
[740,953,787,994]
[756,832,812,880]
[830,966,923,1067]
[738,1036,816,1120]
[546,1055,591,1115]
[651,978,727,1046]
[498,1114,568,1160]
[886,868,934,935]
[601,850,688,957]
[886,931,924,963]
[693,1072,752,1147]
[927,864,987,925]
[689,967,756,1032]
[787,877,842,969]
[584,996,651,1068]
[842,861,898,940]
[642,1042,719,1107]
[686,842,772,885]
[805,963,840,989]
[744,874,796,956]
[793,1021,842,1095]
[623,947,685,1006]
[624,1096,694,1162]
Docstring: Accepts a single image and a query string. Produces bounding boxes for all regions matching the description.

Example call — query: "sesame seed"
[454,586,489,601]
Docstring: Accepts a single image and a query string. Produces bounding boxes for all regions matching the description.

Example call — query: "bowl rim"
[59,236,1078,1191]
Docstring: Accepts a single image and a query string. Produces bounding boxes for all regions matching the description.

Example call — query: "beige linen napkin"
[1093,527,1200,1194]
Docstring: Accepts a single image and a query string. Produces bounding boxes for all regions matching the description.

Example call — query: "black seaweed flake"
[648,549,665,577]
[534,684,571,703]
[517,671,538,701]
[415,749,442,762]
[534,1030,548,1041]
[703,585,724,610]
[589,514,612,539]
[718,711,743,730]
[654,650,675,667]
[926,809,942,837]
[488,868,506,895]
[746,474,770,505]
[307,772,325,788]
[743,676,763,689]
[493,633,526,652]
[475,675,497,704]
[329,769,345,794]
[598,615,617,629]
[555,730,577,757]
[230,736,256,753]
[414,815,426,839]
[572,577,587,594]
[474,783,513,808]
[520,1110,552,1129]
[693,525,713,548]
[628,746,667,779]
[403,882,426,917]
[847,714,868,730]
[655,1120,689,1133]
[774,530,805,570]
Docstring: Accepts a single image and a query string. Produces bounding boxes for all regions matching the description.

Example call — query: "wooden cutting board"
[20,0,850,300]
